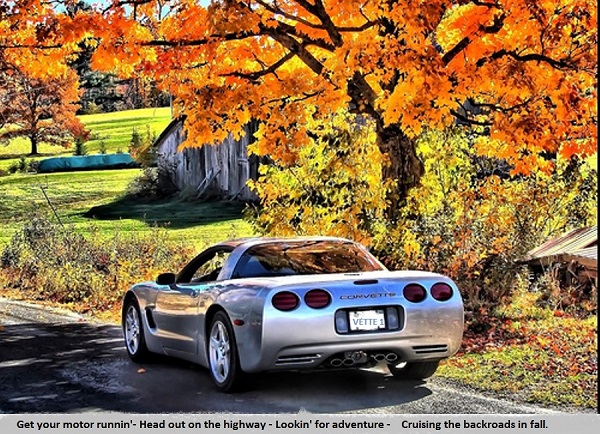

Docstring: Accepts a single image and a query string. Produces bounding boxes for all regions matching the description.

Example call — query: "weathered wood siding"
[156,118,259,201]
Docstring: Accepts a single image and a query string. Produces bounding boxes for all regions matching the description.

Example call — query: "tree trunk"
[30,137,38,155]
[376,123,424,222]
[346,73,424,221]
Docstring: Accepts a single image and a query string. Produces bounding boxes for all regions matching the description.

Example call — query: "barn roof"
[521,226,597,271]
[153,115,185,149]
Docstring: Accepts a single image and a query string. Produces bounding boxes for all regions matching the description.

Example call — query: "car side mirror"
[156,272,176,285]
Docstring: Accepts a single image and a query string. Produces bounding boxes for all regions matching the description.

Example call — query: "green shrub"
[0,215,195,311]
[27,159,39,173]
[18,156,27,172]
[7,156,38,174]
[99,139,108,154]
[7,161,19,174]
[126,165,178,199]
[73,137,88,156]
[129,125,157,167]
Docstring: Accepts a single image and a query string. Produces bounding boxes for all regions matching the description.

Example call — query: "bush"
[7,156,38,174]
[0,215,195,311]
[7,161,19,174]
[530,267,597,317]
[99,139,108,154]
[73,137,88,156]
[126,165,178,199]
[129,125,157,167]
[27,159,39,173]
[248,112,388,244]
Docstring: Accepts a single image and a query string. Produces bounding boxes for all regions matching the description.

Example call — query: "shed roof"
[522,226,597,270]
[154,115,184,149]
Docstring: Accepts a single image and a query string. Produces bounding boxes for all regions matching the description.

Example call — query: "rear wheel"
[123,298,150,362]
[207,311,244,392]
[388,360,439,380]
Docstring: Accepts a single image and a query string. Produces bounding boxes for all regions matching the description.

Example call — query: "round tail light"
[431,283,453,301]
[304,289,331,309]
[403,284,427,303]
[272,291,299,311]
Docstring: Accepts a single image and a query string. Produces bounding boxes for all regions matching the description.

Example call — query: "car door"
[153,247,233,355]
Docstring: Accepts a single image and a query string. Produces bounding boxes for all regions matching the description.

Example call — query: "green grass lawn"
[0,168,253,248]
[0,107,172,171]
[81,107,172,154]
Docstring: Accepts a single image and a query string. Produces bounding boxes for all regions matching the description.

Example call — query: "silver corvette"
[122,237,464,392]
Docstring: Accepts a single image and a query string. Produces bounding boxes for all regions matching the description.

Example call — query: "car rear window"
[231,240,384,278]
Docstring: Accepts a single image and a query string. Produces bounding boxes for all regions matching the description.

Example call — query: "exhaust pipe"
[373,353,386,362]
[342,358,356,366]
[385,353,398,363]
[331,358,343,367]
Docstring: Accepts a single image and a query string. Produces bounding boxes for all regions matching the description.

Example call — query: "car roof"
[214,236,355,250]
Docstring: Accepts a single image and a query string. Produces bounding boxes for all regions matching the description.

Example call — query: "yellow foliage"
[249,112,388,246]
[375,127,597,309]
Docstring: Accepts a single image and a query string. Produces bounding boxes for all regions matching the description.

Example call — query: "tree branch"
[441,12,505,64]
[312,0,343,46]
[442,37,470,65]
[221,51,295,82]
[468,96,537,114]
[275,20,336,51]
[263,25,325,76]
[450,108,493,126]
[102,0,154,14]
[476,49,585,70]
[254,0,324,30]
[267,91,320,105]
[0,43,62,50]
[141,30,261,47]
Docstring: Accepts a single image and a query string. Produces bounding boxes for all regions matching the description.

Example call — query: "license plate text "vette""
[349,310,385,331]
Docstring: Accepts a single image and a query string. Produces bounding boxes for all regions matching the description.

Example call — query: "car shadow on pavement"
[238,369,433,413]
[0,321,433,413]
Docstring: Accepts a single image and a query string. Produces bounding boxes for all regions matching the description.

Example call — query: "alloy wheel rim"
[209,321,230,383]
[125,305,140,354]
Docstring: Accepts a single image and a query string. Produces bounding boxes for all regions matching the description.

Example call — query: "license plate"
[349,310,386,331]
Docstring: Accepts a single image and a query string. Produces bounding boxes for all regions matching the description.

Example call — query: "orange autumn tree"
[86,0,597,217]
[0,0,87,154]
[0,61,85,154]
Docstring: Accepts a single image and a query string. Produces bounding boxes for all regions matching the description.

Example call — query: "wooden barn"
[154,117,260,201]
[520,226,597,289]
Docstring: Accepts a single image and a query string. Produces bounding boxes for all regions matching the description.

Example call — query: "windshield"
[231,240,384,278]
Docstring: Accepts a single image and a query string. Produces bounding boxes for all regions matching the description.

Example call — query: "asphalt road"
[0,298,564,414]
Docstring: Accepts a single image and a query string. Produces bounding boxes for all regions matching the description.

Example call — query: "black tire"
[388,360,440,380]
[207,311,244,392]
[123,298,151,363]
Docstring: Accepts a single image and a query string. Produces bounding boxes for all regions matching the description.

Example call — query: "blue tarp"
[37,154,138,173]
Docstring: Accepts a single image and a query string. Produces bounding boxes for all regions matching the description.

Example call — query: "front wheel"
[123,298,150,362]
[207,311,244,392]
[388,360,440,380]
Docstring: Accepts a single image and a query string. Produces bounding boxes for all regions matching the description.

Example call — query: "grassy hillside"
[81,107,172,154]
[0,107,172,171]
